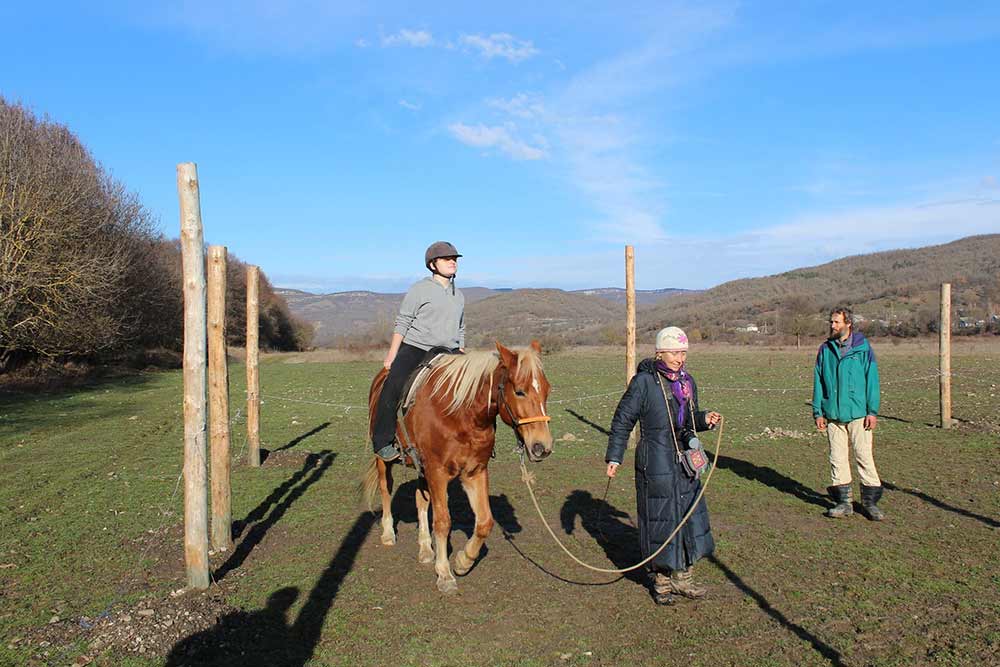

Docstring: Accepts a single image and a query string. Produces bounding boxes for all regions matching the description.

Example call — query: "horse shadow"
[166,512,377,667]
[714,454,832,510]
[217,451,337,582]
[559,490,648,590]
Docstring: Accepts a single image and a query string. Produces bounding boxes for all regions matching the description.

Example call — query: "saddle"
[395,347,460,474]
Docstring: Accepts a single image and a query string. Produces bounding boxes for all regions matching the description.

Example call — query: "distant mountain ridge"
[277,285,691,346]
[279,235,1000,347]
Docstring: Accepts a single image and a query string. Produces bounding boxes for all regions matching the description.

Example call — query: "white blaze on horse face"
[532,378,540,393]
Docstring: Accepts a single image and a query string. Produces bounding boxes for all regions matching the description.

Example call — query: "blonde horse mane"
[429,347,544,415]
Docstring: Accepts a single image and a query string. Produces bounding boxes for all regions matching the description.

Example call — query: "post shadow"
[272,422,331,453]
[882,480,999,528]
[216,451,337,582]
[713,454,832,509]
[707,554,846,667]
[565,408,611,436]
[166,512,377,667]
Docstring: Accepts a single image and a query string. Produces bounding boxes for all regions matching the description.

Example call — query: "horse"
[361,341,553,593]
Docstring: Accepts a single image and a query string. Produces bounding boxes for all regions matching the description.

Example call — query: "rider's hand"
[606,462,619,478]
[383,351,396,370]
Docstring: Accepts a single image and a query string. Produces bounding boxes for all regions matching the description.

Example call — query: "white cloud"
[448,122,547,160]
[381,28,434,48]
[459,32,539,62]
[355,37,369,48]
[398,99,421,111]
[487,93,545,119]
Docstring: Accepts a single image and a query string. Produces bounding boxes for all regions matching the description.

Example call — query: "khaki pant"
[826,418,880,487]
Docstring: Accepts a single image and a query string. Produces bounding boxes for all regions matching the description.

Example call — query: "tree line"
[0,98,311,374]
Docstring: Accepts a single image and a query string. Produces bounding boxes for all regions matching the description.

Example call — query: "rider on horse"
[371,241,466,461]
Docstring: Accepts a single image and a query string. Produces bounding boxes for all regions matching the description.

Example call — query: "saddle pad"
[400,358,439,414]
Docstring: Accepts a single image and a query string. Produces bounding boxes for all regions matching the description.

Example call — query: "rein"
[517,416,724,574]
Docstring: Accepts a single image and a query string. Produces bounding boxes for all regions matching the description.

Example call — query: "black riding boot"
[860,484,885,521]
[825,484,854,518]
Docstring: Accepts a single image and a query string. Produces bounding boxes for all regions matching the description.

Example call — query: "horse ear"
[495,341,516,368]
[530,339,542,354]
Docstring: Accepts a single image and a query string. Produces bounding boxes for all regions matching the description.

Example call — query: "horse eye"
[514,390,526,397]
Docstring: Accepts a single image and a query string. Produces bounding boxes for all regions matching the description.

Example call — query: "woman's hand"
[706,412,722,427]
[606,462,619,478]
[383,350,396,370]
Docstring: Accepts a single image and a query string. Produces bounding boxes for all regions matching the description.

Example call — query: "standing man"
[812,307,885,521]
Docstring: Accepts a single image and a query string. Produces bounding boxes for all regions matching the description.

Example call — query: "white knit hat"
[655,326,689,352]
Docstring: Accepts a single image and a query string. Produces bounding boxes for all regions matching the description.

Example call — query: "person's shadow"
[166,512,378,666]
[713,454,832,510]
[559,490,648,590]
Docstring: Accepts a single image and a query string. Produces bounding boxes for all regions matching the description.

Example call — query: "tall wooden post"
[625,245,637,448]
[246,265,261,466]
[177,162,210,589]
[207,246,232,551]
[940,283,952,429]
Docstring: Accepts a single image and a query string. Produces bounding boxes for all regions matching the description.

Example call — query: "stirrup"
[375,444,401,462]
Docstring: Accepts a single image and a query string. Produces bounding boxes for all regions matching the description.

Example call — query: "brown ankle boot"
[669,567,707,599]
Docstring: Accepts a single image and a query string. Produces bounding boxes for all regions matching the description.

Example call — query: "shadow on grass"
[559,490,646,588]
[166,512,377,667]
[565,408,610,436]
[217,451,337,582]
[272,422,331,453]
[708,554,847,667]
[883,480,1000,528]
[714,454,832,509]
[0,373,160,436]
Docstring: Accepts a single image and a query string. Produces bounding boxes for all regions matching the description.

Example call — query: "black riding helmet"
[425,241,462,272]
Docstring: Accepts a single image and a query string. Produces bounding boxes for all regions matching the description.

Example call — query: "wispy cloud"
[459,33,539,62]
[448,122,547,160]
[487,93,545,119]
[381,28,434,48]
[398,99,421,111]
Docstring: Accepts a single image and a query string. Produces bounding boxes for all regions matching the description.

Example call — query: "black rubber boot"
[825,484,854,518]
[860,484,885,521]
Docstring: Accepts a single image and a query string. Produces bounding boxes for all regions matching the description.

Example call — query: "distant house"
[957,317,977,329]
[732,320,760,333]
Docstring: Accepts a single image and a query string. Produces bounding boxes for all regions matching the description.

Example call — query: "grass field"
[1,339,998,666]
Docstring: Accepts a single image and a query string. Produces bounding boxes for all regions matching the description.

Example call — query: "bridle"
[496,366,551,449]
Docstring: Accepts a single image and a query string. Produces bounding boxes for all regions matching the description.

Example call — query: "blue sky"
[4,2,1000,292]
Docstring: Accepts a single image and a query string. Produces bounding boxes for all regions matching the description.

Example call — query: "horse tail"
[359,456,381,512]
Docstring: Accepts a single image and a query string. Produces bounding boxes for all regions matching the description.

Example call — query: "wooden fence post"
[625,245,637,448]
[177,162,210,589]
[207,245,232,551]
[940,283,952,429]
[246,265,261,466]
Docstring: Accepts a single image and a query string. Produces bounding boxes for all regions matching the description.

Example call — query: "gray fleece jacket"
[394,277,465,351]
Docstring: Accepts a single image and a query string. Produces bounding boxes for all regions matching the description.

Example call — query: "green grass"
[1,341,998,666]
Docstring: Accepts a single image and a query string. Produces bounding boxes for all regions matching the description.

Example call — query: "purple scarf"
[655,360,691,428]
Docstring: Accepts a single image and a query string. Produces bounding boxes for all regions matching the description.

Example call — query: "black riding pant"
[372,343,428,451]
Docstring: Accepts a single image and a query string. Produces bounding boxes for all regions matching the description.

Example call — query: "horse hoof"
[453,553,474,576]
[437,578,458,595]
[381,535,396,546]
[418,547,434,564]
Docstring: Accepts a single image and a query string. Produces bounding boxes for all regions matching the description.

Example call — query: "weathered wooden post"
[940,282,952,429]
[207,245,232,551]
[177,162,210,589]
[246,265,261,466]
[625,245,637,448]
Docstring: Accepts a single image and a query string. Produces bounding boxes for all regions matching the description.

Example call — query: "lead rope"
[517,413,724,574]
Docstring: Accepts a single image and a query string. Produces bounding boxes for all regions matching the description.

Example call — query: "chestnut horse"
[361,341,553,593]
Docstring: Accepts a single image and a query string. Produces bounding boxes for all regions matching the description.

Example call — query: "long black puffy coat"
[605,358,715,572]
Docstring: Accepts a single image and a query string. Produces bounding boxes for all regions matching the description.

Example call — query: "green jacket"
[812,332,880,421]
